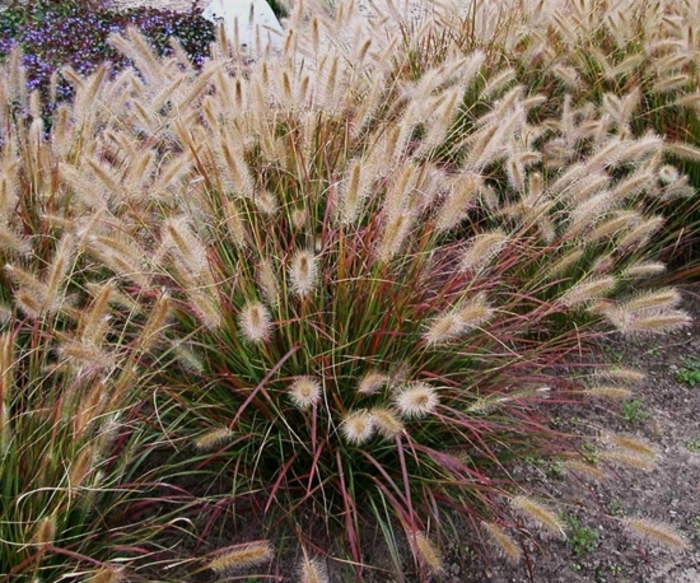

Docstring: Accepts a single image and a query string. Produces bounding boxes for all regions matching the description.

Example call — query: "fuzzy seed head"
[560,276,616,307]
[239,300,273,343]
[341,410,375,444]
[599,450,656,471]
[622,518,689,550]
[34,515,57,547]
[206,541,274,573]
[411,531,443,574]
[194,428,234,451]
[481,521,522,563]
[370,407,405,439]
[357,370,390,395]
[460,230,508,272]
[288,376,322,409]
[510,495,565,538]
[257,257,279,307]
[289,249,318,299]
[299,556,328,583]
[393,382,440,419]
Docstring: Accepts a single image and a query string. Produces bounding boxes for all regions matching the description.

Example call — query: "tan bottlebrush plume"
[618,216,665,249]
[582,386,633,399]
[622,261,666,279]
[595,368,646,383]
[370,407,405,439]
[567,191,614,236]
[393,382,440,419]
[563,459,607,481]
[623,310,691,334]
[288,376,322,410]
[341,410,375,445]
[299,556,328,583]
[194,428,234,451]
[622,289,681,313]
[560,276,616,307]
[0,225,31,256]
[603,434,657,459]
[223,200,250,249]
[481,521,522,562]
[206,541,274,573]
[33,515,57,547]
[664,142,700,162]
[135,291,171,352]
[622,518,689,550]
[410,531,444,574]
[289,249,318,299]
[45,234,75,308]
[424,296,494,346]
[69,446,95,490]
[510,495,566,538]
[187,287,223,331]
[586,210,642,243]
[376,210,416,262]
[357,370,390,395]
[434,172,482,233]
[162,216,209,277]
[545,249,584,279]
[459,230,508,272]
[239,301,273,343]
[257,257,279,307]
[599,451,656,471]
[88,566,123,583]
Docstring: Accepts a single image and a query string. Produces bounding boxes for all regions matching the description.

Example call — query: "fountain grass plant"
[0,0,697,581]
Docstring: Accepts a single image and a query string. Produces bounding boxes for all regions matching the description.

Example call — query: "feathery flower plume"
[622,518,689,550]
[206,541,274,572]
[376,210,415,262]
[622,261,666,279]
[604,434,657,459]
[88,566,123,583]
[612,310,691,335]
[560,276,616,307]
[341,410,375,444]
[622,289,681,313]
[424,295,493,346]
[299,556,328,583]
[257,257,280,307]
[459,230,508,272]
[357,370,390,395]
[595,368,646,383]
[370,407,405,439]
[288,376,322,409]
[563,460,607,481]
[410,531,444,574]
[224,200,249,249]
[34,515,57,547]
[510,495,566,538]
[481,521,522,563]
[618,216,665,249]
[289,249,319,299]
[434,172,482,232]
[163,216,209,277]
[194,428,234,451]
[393,382,440,419]
[598,451,656,471]
[582,386,633,399]
[239,301,273,343]
[69,446,95,490]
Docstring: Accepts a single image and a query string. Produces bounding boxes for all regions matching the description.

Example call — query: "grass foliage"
[0,0,698,580]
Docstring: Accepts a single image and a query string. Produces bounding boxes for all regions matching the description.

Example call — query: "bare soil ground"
[452,284,700,583]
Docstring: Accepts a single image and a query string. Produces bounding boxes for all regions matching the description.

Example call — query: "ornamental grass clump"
[0,0,695,579]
